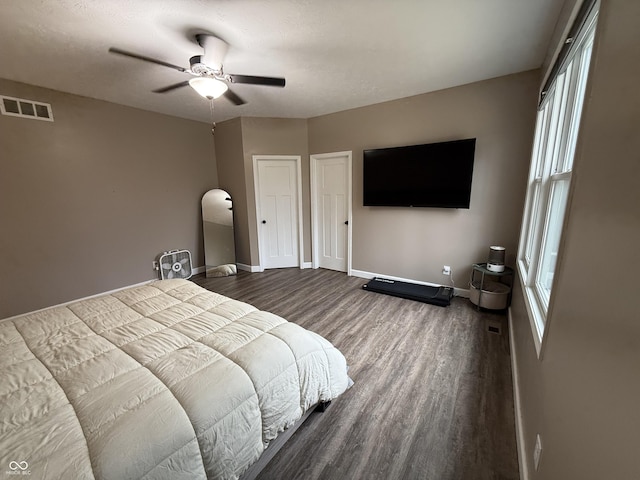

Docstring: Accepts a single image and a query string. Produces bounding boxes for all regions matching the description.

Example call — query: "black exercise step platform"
[362,277,453,307]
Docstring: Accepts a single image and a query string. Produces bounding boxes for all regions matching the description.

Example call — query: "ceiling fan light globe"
[189,77,228,99]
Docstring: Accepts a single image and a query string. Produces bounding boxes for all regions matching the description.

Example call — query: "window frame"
[517,2,598,355]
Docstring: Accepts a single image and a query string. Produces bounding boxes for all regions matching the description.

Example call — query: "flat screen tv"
[363,138,476,208]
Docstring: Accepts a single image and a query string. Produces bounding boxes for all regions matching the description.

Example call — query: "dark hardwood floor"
[192,268,518,480]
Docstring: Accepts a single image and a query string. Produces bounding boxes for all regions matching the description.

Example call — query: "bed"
[0,278,351,479]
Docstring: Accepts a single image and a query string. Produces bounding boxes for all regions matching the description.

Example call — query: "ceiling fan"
[108,34,285,105]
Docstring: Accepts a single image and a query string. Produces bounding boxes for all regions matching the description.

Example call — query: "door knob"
[344,220,349,225]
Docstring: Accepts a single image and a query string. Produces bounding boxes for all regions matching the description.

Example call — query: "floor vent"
[1,95,54,121]
[487,323,502,335]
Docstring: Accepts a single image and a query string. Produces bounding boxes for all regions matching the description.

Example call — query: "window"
[517,1,598,352]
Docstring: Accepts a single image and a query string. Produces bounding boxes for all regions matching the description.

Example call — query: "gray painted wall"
[509,0,640,478]
[213,72,539,283]
[213,118,249,264]
[240,117,310,266]
[0,79,217,318]
[214,117,309,267]
[308,70,540,285]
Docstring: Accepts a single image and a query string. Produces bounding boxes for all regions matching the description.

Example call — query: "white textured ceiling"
[0,0,563,123]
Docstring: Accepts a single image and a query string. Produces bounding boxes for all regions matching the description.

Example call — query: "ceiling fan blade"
[153,81,190,93]
[223,88,246,106]
[228,74,286,87]
[109,47,187,73]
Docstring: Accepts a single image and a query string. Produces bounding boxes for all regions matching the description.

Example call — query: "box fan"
[157,250,193,280]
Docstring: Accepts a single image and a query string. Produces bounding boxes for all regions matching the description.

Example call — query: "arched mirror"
[202,189,237,277]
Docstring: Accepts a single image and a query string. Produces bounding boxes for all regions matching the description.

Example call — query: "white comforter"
[0,279,351,479]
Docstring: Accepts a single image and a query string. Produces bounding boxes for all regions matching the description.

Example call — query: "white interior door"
[254,156,302,270]
[311,152,352,273]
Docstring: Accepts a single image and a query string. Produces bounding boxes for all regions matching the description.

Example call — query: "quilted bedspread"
[0,279,351,479]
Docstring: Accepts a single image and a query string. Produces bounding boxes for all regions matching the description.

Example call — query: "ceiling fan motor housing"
[189,55,216,76]
[196,34,228,72]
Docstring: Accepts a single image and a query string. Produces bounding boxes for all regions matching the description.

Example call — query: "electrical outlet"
[534,434,543,470]
[442,265,451,275]
[152,261,159,270]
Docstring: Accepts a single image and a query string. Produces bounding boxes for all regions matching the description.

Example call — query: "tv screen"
[363,138,476,208]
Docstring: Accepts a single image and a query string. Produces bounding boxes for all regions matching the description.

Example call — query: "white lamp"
[189,77,228,99]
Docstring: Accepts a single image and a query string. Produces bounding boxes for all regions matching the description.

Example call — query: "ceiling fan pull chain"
[209,99,216,136]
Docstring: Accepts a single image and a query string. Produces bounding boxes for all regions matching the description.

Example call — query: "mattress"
[0,279,351,479]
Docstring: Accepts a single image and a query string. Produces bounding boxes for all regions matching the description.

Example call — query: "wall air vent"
[1,95,54,121]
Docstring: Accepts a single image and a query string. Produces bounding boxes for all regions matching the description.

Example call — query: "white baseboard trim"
[237,263,262,273]
[351,269,470,298]
[453,287,470,298]
[192,265,206,275]
[508,306,529,480]
[236,262,313,272]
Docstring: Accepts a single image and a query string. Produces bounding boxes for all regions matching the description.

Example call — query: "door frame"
[253,155,304,272]
[310,151,353,275]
